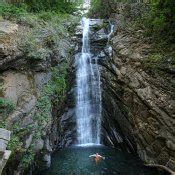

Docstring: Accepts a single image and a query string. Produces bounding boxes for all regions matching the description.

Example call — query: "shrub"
[0,97,15,115]
[7,135,24,154]
[147,53,163,63]
[24,0,78,14]
[88,0,112,18]
[0,3,28,20]
[146,0,175,43]
[19,146,35,169]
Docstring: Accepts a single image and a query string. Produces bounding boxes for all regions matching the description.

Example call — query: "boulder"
[0,21,18,34]
[0,139,8,153]
[34,139,44,152]
[0,129,11,141]
[43,154,51,168]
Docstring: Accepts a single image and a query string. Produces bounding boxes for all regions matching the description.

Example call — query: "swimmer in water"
[89,153,105,164]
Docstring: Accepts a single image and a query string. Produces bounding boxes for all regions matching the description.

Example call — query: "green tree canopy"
[150,0,175,42]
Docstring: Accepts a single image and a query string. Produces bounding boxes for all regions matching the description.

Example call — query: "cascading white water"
[75,10,102,145]
[109,22,114,38]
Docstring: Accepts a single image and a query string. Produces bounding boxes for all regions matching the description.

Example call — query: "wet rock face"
[75,19,136,151]
[101,21,175,170]
[66,18,137,150]
[58,19,112,147]
[57,86,77,147]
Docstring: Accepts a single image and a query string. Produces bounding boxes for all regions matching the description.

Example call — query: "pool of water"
[40,145,162,175]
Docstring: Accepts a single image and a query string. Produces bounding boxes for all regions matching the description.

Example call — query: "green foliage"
[88,0,114,18]
[20,146,35,169]
[0,3,28,19]
[0,0,80,15]
[0,121,6,128]
[7,135,24,154]
[0,97,15,129]
[143,51,175,73]
[51,66,67,101]
[0,3,40,26]
[143,53,163,70]
[7,123,36,170]
[0,97,15,114]
[0,1,80,26]
[146,0,175,42]
[0,0,80,14]
[24,0,79,14]
[17,12,79,60]
[147,53,163,63]
[34,64,67,125]
[89,0,137,18]
[37,11,57,21]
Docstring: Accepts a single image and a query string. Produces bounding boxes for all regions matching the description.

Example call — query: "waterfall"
[75,15,102,145]
[108,22,114,38]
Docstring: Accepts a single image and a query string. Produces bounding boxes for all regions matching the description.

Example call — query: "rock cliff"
[0,2,174,174]
[100,3,175,171]
[0,18,75,174]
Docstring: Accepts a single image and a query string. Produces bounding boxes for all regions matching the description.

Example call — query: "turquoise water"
[40,146,162,175]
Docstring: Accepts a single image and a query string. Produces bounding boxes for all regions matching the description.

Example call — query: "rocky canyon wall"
[0,19,76,174]
[100,3,175,171]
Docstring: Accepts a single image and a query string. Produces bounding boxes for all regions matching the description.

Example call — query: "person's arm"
[89,154,96,157]
[99,155,105,160]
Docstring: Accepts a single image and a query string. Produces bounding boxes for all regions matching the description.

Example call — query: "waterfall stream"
[39,2,167,174]
[75,17,102,145]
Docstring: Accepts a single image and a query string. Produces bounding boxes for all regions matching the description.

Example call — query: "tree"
[150,0,175,42]
[23,0,78,13]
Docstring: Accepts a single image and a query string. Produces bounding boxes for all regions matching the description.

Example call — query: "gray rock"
[34,72,51,95]
[43,154,51,168]
[75,25,83,36]
[0,139,8,153]
[25,134,33,149]
[45,139,52,152]
[0,44,5,56]
[166,140,175,151]
[34,139,44,152]
[0,129,11,141]
[0,150,11,175]
[0,21,18,34]
[22,114,34,127]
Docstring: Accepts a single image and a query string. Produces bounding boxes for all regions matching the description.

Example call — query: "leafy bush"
[7,135,24,154]
[143,52,175,74]
[20,146,35,169]
[24,0,78,14]
[0,3,28,19]
[18,12,79,61]
[1,0,80,14]
[0,97,15,129]
[89,0,136,18]
[145,0,175,43]
[0,97,15,115]
[34,64,67,125]
[88,0,114,18]
[147,53,163,63]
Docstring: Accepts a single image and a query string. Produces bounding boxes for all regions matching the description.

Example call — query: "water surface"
[41,146,161,175]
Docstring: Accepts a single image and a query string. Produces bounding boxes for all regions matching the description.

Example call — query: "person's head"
[96,153,99,155]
